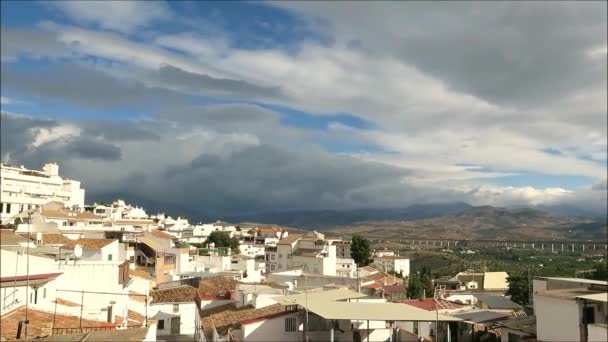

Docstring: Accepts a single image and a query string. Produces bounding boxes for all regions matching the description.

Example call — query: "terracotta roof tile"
[201,304,287,340]
[22,233,74,245]
[150,285,198,304]
[198,276,238,299]
[0,230,29,246]
[1,307,116,340]
[277,234,303,245]
[63,238,116,249]
[400,299,465,311]
[150,230,173,239]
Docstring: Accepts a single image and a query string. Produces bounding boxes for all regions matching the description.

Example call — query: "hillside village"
[1,163,607,342]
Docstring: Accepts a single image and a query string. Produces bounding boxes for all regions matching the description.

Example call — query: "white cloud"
[50,1,171,33]
[30,124,81,148]
[0,96,11,105]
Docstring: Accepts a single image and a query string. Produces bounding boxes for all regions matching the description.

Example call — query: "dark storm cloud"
[158,144,422,215]
[0,64,182,111]
[0,112,58,159]
[79,121,160,141]
[1,112,121,165]
[274,1,607,108]
[64,138,122,160]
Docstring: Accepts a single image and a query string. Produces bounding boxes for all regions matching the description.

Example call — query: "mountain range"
[89,193,606,241]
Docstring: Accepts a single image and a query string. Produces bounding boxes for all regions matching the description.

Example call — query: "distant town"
[0,163,606,342]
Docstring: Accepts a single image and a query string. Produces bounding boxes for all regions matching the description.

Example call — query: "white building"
[272,234,337,276]
[149,285,199,337]
[336,258,356,278]
[1,163,85,224]
[533,277,608,342]
[372,255,410,277]
[0,248,134,323]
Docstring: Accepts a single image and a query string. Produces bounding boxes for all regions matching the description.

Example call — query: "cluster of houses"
[0,163,606,341]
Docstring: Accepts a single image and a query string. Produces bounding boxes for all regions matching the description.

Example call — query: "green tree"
[350,235,373,266]
[208,231,240,254]
[506,274,530,305]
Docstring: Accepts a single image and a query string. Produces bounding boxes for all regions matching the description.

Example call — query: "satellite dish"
[74,244,83,258]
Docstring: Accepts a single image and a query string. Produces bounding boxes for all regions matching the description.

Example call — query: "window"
[108,254,113,261]
[173,304,179,313]
[278,253,282,259]
[270,264,276,271]
[43,288,47,299]
[158,319,165,330]
[285,317,297,332]
[6,203,11,214]
[271,254,275,260]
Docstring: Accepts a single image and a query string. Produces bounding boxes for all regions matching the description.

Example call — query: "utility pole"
[527,267,533,306]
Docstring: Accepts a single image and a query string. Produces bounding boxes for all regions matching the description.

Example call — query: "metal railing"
[52,324,141,335]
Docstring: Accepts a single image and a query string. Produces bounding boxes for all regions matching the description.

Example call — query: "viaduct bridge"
[371,238,608,253]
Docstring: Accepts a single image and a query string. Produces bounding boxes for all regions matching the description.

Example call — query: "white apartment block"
[372,255,410,277]
[1,163,85,224]
[270,234,337,276]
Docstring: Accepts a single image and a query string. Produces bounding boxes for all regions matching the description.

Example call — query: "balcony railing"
[51,325,141,335]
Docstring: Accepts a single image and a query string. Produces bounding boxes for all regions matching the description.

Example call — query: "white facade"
[274,237,337,276]
[534,295,580,341]
[372,256,410,277]
[240,312,301,342]
[336,258,356,278]
[150,302,197,336]
[1,163,85,224]
[0,249,133,323]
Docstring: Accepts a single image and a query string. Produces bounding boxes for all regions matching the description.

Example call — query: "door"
[171,316,180,334]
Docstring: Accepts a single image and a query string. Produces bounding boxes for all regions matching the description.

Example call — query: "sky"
[1,1,607,217]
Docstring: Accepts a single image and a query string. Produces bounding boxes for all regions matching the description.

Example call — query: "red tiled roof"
[1,307,117,340]
[150,230,173,239]
[277,234,303,245]
[0,272,62,283]
[151,285,198,304]
[360,266,379,273]
[62,238,116,249]
[400,299,465,311]
[200,304,287,340]
[198,276,237,299]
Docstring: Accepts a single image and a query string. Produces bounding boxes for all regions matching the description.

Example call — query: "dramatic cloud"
[1,2,606,218]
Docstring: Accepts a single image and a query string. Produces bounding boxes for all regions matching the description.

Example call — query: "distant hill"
[325,205,605,241]
[220,202,472,230]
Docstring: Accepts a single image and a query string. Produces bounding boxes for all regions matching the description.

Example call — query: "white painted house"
[149,285,199,337]
[1,163,85,224]
[372,255,410,277]
[534,277,608,342]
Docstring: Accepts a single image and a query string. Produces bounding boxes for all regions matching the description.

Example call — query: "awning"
[303,301,461,322]
[576,292,608,303]
[274,288,367,306]
[274,289,460,322]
